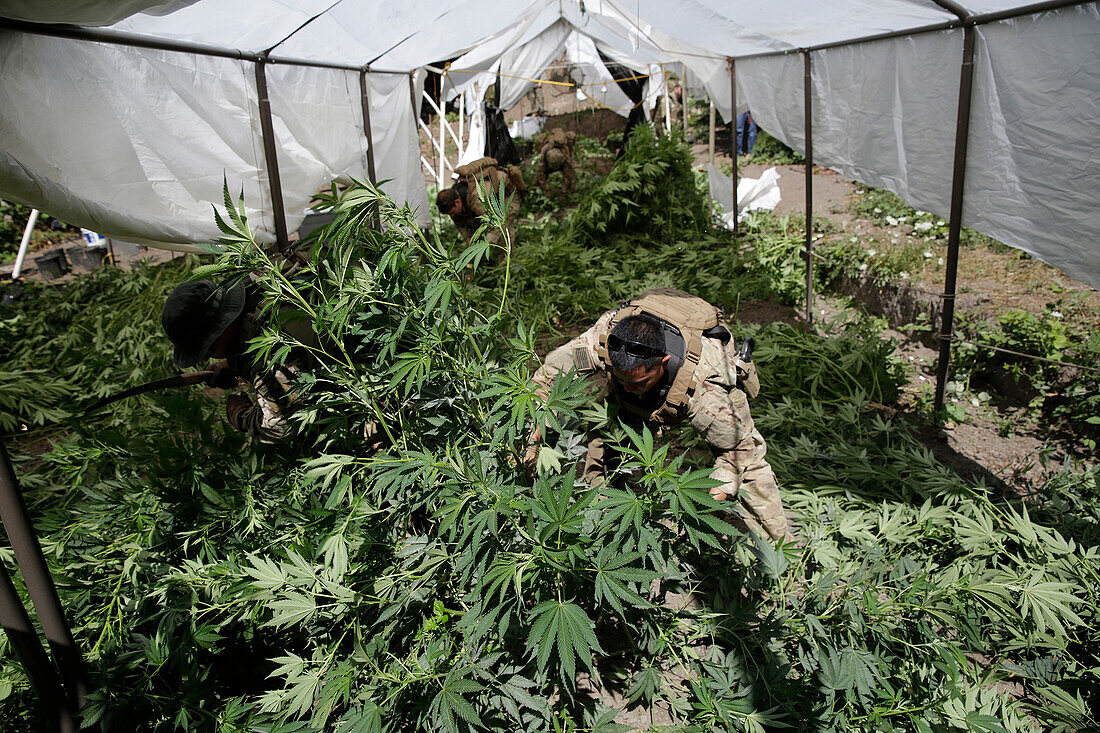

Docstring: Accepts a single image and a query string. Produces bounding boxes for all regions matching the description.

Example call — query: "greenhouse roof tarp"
[0,0,1097,287]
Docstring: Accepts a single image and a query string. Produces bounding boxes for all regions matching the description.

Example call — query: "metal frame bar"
[358,71,378,187]
[728,58,738,236]
[933,25,977,416]
[803,51,815,326]
[0,443,88,722]
[734,0,1088,60]
[254,57,291,253]
[0,561,73,732]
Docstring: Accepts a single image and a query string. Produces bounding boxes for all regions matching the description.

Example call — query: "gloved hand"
[207,361,238,389]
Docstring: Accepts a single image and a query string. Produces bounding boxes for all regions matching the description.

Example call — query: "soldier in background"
[534,127,577,196]
[435,156,525,251]
[527,288,791,541]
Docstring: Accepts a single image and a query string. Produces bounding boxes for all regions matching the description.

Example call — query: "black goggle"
[607,334,665,359]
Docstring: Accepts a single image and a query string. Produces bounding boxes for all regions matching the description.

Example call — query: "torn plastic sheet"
[707,163,781,229]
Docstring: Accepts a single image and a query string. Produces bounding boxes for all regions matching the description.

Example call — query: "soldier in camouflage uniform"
[162,278,318,443]
[436,156,525,251]
[530,288,790,541]
[534,127,577,196]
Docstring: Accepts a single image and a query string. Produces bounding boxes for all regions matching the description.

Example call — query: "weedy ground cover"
[814,182,1100,451]
[0,135,1097,732]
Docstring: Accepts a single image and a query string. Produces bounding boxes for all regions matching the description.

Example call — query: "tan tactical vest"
[453,156,526,198]
[596,288,727,424]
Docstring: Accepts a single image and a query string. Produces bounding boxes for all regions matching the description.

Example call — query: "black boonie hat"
[161,279,247,369]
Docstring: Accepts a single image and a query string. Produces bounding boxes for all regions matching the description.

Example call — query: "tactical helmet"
[545,147,566,171]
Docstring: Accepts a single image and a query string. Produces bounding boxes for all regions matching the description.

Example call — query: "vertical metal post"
[0,443,88,721]
[708,99,716,165]
[661,64,672,135]
[254,56,290,253]
[0,561,73,732]
[359,69,381,230]
[408,71,418,119]
[934,26,977,417]
[729,58,738,236]
[458,91,465,152]
[358,70,378,187]
[803,50,815,325]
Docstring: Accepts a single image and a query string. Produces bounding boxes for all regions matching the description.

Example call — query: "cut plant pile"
[0,132,1097,733]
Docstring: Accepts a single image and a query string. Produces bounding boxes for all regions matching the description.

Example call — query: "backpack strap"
[597,289,724,424]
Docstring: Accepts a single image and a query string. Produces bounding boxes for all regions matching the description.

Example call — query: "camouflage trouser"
[712,428,790,541]
[582,429,790,542]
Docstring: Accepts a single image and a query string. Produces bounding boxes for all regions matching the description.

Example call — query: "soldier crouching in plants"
[161,278,319,443]
[527,288,792,541]
[435,156,525,252]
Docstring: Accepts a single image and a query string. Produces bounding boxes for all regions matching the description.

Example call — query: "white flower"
[938,257,944,265]
[898,216,908,223]
[885,216,899,226]
[899,272,909,279]
[924,251,934,258]
[937,220,946,226]
[859,263,868,271]
[873,207,882,213]
[868,249,878,256]
[914,221,934,232]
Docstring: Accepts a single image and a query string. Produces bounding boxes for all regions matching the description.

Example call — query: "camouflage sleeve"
[687,342,755,497]
[532,309,616,398]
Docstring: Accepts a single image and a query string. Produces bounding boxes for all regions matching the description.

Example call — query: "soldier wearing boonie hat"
[162,278,305,443]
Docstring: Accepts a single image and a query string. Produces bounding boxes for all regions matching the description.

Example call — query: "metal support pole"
[661,64,672,136]
[409,71,418,119]
[0,443,88,720]
[680,62,688,129]
[803,51,815,325]
[934,26,977,417]
[358,71,378,187]
[729,58,738,236]
[708,99,716,165]
[0,561,73,732]
[458,92,465,153]
[10,208,39,280]
[254,57,290,253]
[359,70,380,230]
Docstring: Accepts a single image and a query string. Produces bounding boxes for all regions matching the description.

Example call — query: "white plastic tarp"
[0,0,1097,287]
[0,33,267,248]
[963,6,1100,287]
[365,71,430,225]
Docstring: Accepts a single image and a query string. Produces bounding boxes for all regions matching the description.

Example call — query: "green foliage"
[0,260,194,433]
[952,309,1100,451]
[566,125,710,245]
[0,181,1096,733]
[743,129,804,166]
